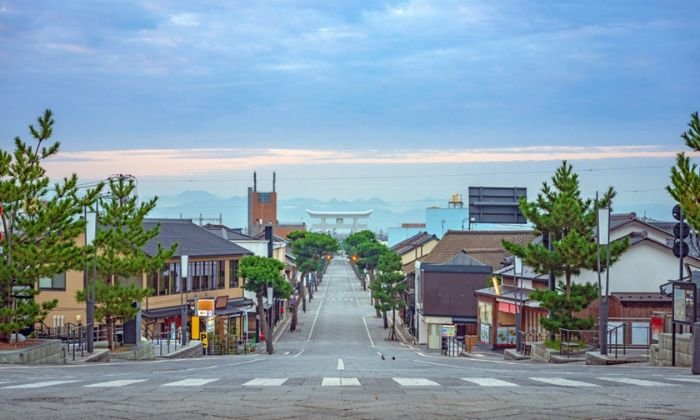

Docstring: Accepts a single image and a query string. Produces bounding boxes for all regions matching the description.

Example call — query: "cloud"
[44,145,689,180]
[169,13,199,27]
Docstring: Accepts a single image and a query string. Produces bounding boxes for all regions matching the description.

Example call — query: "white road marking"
[161,378,218,387]
[337,358,344,370]
[599,377,677,387]
[393,378,439,386]
[5,380,79,389]
[85,379,148,388]
[530,377,599,387]
[283,351,290,356]
[667,377,700,384]
[293,349,304,358]
[461,378,519,387]
[243,378,288,386]
[363,316,375,347]
[308,272,332,342]
[322,377,360,386]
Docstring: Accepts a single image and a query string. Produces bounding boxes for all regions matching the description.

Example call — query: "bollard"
[692,322,700,375]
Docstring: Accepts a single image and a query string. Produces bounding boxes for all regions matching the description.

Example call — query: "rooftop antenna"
[273,171,276,193]
[253,171,257,192]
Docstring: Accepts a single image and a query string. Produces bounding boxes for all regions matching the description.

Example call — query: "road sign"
[200,333,208,348]
[674,222,690,239]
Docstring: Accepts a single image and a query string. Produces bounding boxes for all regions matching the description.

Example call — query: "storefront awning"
[217,297,254,316]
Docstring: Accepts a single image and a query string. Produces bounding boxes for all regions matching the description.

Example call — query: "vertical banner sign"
[267,286,273,305]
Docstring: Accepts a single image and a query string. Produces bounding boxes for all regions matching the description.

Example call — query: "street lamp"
[181,254,189,346]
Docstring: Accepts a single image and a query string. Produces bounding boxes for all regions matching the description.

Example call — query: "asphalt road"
[1,257,699,419]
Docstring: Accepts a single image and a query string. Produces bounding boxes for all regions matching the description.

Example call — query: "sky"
[1,1,699,216]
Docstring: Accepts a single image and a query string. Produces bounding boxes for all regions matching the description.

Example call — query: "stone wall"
[0,340,65,364]
[110,342,155,361]
[530,342,551,363]
[649,333,694,367]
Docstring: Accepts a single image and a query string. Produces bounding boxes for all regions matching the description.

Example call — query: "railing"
[441,336,464,357]
[605,323,627,359]
[518,329,547,356]
[559,329,599,358]
[152,329,188,357]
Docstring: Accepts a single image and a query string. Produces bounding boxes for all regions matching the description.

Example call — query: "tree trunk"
[369,270,381,318]
[383,311,388,329]
[389,308,397,341]
[107,316,114,351]
[301,275,306,313]
[1,286,11,343]
[257,292,273,355]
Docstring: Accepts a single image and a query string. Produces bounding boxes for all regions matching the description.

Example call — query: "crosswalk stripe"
[667,377,700,384]
[461,378,519,387]
[322,377,360,386]
[243,378,288,386]
[599,377,677,387]
[530,377,599,387]
[393,378,439,386]
[161,378,219,387]
[84,379,148,388]
[4,380,79,389]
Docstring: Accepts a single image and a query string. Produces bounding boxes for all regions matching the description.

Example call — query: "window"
[218,261,225,289]
[229,260,239,288]
[39,272,66,290]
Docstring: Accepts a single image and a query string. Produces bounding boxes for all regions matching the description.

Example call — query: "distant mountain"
[149,190,676,233]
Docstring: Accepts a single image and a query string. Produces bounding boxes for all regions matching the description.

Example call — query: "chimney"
[273,171,276,193]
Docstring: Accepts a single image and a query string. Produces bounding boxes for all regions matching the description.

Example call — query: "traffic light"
[351,255,358,262]
[673,204,690,258]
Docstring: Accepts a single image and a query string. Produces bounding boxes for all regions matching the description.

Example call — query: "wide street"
[1,257,699,419]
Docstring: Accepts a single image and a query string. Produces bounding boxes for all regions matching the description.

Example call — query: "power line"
[132,164,672,184]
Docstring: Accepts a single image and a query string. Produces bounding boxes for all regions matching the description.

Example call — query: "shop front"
[476,287,547,349]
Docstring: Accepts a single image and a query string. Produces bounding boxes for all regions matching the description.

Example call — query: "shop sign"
[441,324,456,337]
[650,315,664,341]
[206,317,215,333]
[215,295,228,309]
[496,326,517,345]
[672,282,696,324]
[197,298,215,317]
[480,323,490,344]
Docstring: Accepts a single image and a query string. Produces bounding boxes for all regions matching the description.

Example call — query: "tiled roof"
[391,231,437,255]
[421,230,536,268]
[203,224,258,241]
[143,219,253,258]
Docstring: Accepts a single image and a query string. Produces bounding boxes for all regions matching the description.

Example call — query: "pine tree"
[503,161,629,332]
[668,112,700,231]
[239,255,292,355]
[76,176,175,350]
[0,110,100,342]
[371,250,406,339]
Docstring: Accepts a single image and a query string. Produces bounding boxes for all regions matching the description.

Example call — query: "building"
[390,231,438,331]
[425,195,468,239]
[247,172,305,238]
[38,218,255,347]
[387,223,427,247]
[475,213,700,349]
[415,255,492,350]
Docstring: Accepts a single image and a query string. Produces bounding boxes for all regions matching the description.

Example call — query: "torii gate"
[306,209,373,233]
